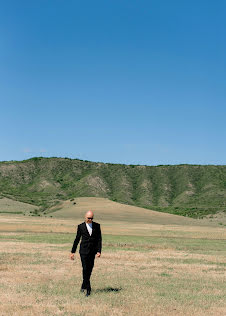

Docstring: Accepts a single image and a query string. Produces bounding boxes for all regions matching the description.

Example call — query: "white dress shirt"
[86,222,93,236]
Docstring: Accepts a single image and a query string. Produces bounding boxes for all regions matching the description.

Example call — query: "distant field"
[0,197,37,214]
[46,197,226,226]
[0,211,225,316]
[1,196,226,227]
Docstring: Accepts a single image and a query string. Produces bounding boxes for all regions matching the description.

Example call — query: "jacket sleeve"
[71,225,82,253]
[97,225,102,253]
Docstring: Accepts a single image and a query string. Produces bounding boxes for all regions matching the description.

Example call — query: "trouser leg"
[86,254,95,291]
[80,254,95,291]
[80,254,88,289]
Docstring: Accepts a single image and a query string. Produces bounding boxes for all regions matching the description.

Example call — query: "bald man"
[70,211,102,296]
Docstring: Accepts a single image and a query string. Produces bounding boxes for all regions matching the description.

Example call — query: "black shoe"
[80,287,86,293]
[86,289,91,297]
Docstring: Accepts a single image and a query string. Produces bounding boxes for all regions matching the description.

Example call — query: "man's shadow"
[95,287,122,293]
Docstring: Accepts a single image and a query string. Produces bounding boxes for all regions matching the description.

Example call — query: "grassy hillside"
[47,197,204,226]
[0,157,225,218]
[0,197,37,215]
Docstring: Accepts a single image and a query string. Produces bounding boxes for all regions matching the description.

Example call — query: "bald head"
[85,211,94,223]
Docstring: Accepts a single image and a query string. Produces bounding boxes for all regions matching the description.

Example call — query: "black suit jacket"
[71,222,102,255]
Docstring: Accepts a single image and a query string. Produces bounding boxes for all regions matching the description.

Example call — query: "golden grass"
[0,239,225,316]
[47,197,205,226]
[0,211,226,316]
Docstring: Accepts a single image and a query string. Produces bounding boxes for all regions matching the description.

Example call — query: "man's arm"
[70,225,81,260]
[96,224,102,257]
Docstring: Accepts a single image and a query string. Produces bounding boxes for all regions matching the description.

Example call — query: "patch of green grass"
[0,232,225,255]
[149,205,226,218]
[0,232,73,244]
[159,272,171,277]
[154,257,226,267]
[0,211,23,214]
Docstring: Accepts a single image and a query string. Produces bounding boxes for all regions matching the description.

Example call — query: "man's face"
[85,212,93,223]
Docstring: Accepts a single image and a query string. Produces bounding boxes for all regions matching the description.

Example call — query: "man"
[70,211,102,297]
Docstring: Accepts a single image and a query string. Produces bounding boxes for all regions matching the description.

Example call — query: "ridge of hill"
[0,157,225,218]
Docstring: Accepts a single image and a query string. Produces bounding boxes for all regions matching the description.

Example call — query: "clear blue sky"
[0,0,225,165]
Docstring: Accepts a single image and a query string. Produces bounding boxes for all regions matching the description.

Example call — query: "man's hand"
[70,253,75,260]
[96,252,101,258]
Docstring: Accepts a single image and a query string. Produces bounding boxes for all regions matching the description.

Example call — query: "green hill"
[0,157,225,218]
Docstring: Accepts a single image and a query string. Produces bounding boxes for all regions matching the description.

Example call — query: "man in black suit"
[70,211,102,296]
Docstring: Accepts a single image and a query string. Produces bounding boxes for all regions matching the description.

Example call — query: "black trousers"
[80,253,96,291]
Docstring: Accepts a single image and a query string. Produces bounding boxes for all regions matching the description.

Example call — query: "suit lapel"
[82,222,90,236]
[84,221,95,236]
[91,222,96,235]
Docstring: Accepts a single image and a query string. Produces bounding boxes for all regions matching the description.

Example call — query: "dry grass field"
[0,198,226,316]
[47,197,226,226]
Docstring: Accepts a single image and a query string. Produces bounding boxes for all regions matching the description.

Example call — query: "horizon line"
[0,156,225,167]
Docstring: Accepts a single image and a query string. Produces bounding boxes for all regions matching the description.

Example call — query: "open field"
[0,208,226,316]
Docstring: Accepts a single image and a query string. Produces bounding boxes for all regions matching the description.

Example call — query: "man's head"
[85,210,94,224]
